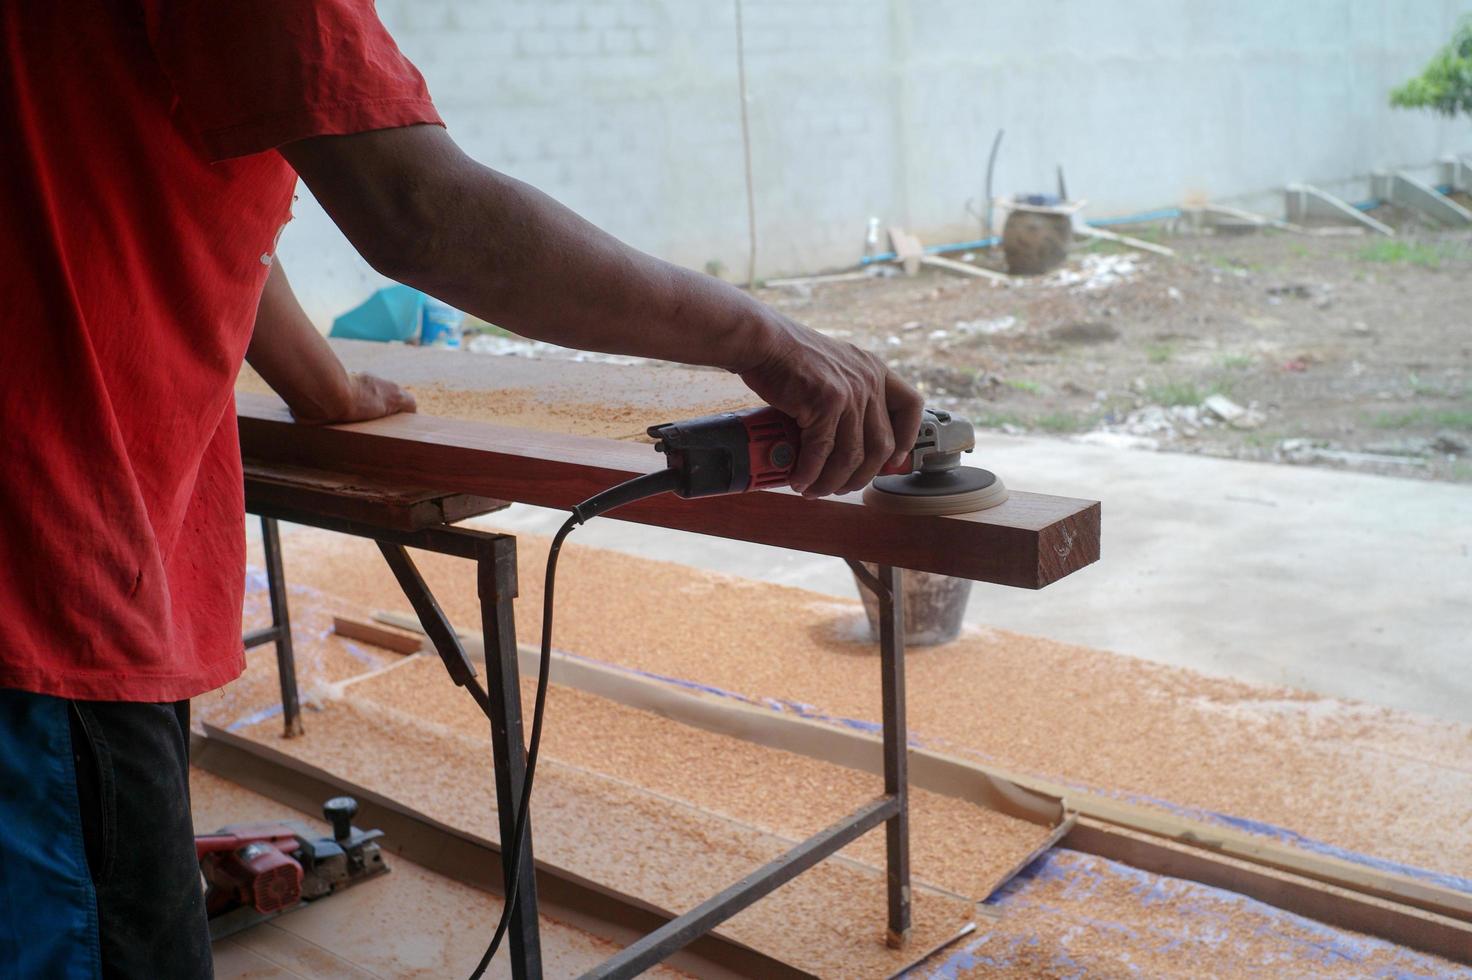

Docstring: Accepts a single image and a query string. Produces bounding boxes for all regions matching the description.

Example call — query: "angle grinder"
[644,405,1008,515]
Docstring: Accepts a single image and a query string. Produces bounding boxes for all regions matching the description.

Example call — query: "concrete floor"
[467,438,1472,725]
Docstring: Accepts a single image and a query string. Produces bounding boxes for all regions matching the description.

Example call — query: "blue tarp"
[329,284,425,343]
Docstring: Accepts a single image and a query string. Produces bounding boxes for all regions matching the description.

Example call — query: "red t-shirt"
[0,2,442,701]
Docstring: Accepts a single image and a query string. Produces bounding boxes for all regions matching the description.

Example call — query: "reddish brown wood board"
[237,393,1099,589]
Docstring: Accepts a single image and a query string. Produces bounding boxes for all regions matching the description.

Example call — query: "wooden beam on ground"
[1065,819,1472,966]
[1077,225,1176,257]
[364,615,1068,830]
[1050,788,1472,925]
[236,393,1099,590]
[359,637,1471,932]
[919,254,1013,283]
[191,731,805,980]
[764,270,878,288]
[1187,204,1306,235]
[343,627,1472,961]
[887,227,924,276]
[332,616,424,655]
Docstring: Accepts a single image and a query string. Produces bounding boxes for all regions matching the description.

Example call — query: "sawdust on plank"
[190,768,694,979]
[235,353,754,442]
[245,527,1472,885]
[232,698,974,978]
[344,654,1053,903]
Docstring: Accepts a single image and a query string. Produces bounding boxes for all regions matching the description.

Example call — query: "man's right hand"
[737,317,925,498]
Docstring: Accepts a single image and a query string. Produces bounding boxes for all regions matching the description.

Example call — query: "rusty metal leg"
[260,516,303,738]
[477,537,543,979]
[878,564,912,947]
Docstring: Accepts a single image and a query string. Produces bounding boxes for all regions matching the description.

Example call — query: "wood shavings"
[346,656,1053,903]
[190,769,692,979]
[249,527,1472,887]
[235,341,754,441]
[232,699,973,977]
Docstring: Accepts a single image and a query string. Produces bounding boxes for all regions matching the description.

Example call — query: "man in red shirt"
[1,3,922,975]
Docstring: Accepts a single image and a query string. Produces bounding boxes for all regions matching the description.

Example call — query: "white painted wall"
[279,0,1472,324]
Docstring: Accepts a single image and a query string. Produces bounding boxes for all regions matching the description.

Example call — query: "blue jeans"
[0,689,211,978]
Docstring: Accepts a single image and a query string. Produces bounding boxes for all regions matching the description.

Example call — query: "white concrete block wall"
[278,0,1472,325]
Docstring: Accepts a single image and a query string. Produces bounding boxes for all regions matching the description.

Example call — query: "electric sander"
[645,405,1007,515]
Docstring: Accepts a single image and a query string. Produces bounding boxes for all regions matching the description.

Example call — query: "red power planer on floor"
[197,795,389,939]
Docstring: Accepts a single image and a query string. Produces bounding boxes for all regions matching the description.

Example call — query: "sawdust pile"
[233,694,975,977]
[190,769,694,979]
[347,656,1054,903]
[248,528,1472,885]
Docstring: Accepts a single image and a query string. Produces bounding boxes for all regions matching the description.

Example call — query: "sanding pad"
[861,465,1009,516]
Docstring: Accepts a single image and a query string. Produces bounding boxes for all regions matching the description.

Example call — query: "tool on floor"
[467,403,1004,978]
[198,795,388,940]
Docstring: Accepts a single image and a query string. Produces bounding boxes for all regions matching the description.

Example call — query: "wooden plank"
[243,460,506,532]
[919,255,1013,283]
[364,613,1067,830]
[1077,225,1177,257]
[331,616,423,655]
[346,634,1471,930]
[236,393,1100,589]
[1065,819,1472,966]
[192,734,804,980]
[887,227,924,276]
[347,616,1472,961]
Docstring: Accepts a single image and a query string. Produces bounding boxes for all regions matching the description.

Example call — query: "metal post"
[877,564,911,947]
[259,516,303,738]
[477,537,543,978]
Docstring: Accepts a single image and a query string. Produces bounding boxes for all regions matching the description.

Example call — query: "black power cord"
[469,468,682,979]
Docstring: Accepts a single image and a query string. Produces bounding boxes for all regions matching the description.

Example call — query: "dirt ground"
[752,222,1472,483]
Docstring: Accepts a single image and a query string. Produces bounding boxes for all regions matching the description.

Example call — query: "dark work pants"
[0,689,212,979]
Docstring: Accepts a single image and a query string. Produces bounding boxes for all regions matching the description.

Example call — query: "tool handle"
[743,406,914,482]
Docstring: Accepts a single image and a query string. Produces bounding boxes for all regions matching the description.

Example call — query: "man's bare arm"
[279,125,921,497]
[246,261,415,424]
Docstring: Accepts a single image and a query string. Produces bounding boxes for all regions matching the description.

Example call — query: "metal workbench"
[242,459,915,979]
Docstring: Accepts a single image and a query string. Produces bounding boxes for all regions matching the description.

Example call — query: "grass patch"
[1407,373,1464,398]
[1370,408,1472,430]
[1035,412,1094,434]
[1218,354,1255,370]
[1144,380,1204,407]
[1005,378,1043,395]
[1146,343,1175,364]
[1288,243,1310,258]
[975,410,1094,434]
[1357,240,1452,268]
[973,411,1028,430]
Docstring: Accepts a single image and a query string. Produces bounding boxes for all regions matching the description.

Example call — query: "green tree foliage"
[1390,16,1472,119]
